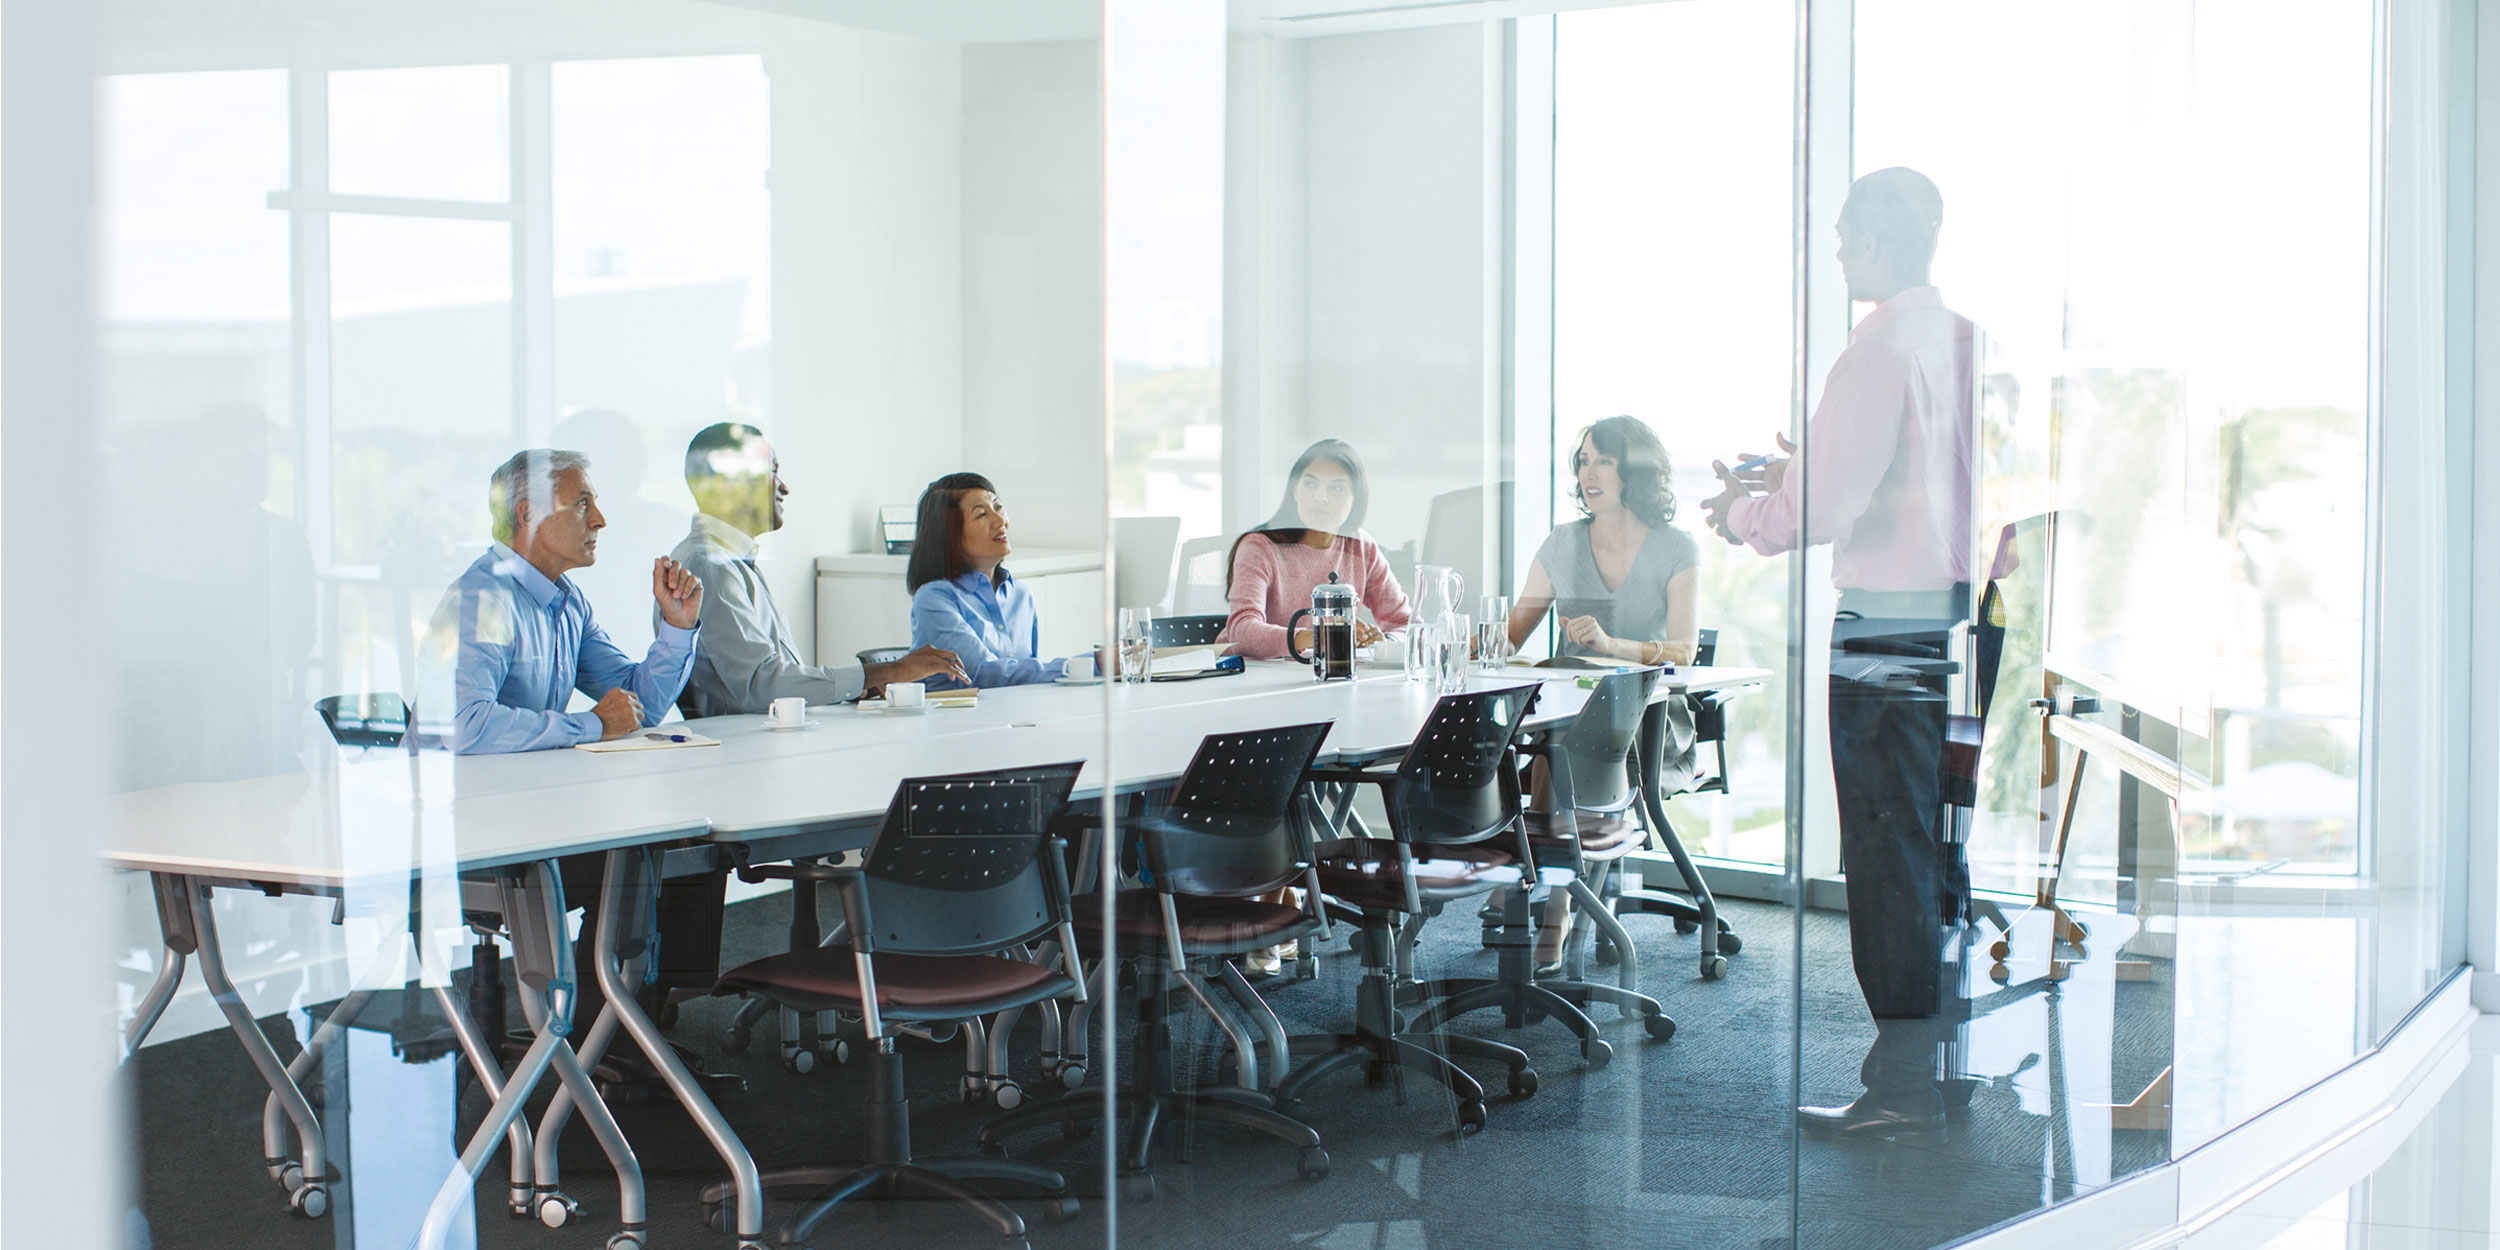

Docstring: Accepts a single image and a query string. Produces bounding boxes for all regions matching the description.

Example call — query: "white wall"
[758,20,968,655]
[958,39,1107,550]
[1229,22,1499,575]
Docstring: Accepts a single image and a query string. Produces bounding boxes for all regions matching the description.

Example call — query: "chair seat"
[1521,809,1643,860]
[715,946,1073,1021]
[1072,892,1317,956]
[1315,840,1524,911]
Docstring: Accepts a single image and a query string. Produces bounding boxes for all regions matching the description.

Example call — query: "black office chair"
[315,693,410,748]
[699,763,1089,1250]
[1279,685,1543,1133]
[1147,614,1228,648]
[977,724,1336,1197]
[1431,668,1676,1045]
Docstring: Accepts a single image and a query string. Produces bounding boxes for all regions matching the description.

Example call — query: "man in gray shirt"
[667,422,963,716]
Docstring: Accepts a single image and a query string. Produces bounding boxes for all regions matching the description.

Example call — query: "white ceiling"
[699,0,1099,43]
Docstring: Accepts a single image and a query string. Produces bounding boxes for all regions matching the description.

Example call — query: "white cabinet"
[815,548,1106,669]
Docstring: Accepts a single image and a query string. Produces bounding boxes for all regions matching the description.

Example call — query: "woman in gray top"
[1499,415,1701,970]
[1508,415,1701,665]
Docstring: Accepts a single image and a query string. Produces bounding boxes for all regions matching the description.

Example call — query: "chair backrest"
[1693,627,1719,666]
[1149,614,1228,648]
[1550,667,1661,816]
[1385,684,1539,845]
[1114,515,1182,609]
[1171,535,1233,616]
[859,761,1083,958]
[316,693,409,748]
[1141,722,1334,898]
[857,645,913,667]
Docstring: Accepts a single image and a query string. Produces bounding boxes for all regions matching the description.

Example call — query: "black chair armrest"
[736,857,855,886]
[1304,764,1394,787]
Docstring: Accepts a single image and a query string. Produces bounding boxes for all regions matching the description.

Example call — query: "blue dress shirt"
[910,567,1065,688]
[431,542,699,753]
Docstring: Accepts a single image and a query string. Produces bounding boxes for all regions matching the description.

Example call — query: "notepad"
[1148,646,1226,677]
[576,729,722,753]
[858,688,979,711]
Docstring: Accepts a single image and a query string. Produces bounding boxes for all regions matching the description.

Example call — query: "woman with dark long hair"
[1217,439,1412,658]
[1507,415,1700,665]
[905,472,1082,688]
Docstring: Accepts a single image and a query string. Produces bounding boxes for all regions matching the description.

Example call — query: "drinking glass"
[1406,622,1439,683]
[1118,606,1154,684]
[1438,613,1472,692]
[1476,596,1512,669]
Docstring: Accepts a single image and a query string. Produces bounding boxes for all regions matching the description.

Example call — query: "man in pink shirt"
[1702,167,1977,1142]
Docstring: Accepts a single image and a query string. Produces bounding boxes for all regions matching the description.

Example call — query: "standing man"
[670,422,964,717]
[429,448,704,753]
[1701,166,1977,1140]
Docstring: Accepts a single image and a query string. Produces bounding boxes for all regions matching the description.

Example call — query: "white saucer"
[1054,675,1105,686]
[855,700,932,714]
[763,718,821,731]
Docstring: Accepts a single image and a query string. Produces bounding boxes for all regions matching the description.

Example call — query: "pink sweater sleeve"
[1218,537,1294,659]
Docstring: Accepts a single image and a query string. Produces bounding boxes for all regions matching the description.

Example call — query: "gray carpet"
[130,895,2174,1250]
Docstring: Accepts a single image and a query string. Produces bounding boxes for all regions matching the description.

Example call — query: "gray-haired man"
[425,448,705,753]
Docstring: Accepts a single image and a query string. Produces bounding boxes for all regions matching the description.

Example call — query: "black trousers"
[1827,673,1956,1097]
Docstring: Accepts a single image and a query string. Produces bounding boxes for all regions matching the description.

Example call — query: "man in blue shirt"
[428,448,705,753]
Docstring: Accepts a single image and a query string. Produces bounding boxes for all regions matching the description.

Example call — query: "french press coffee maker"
[1286,572,1359,682]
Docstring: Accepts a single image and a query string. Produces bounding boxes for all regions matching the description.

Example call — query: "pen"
[644,731,690,743]
[1731,452,1775,473]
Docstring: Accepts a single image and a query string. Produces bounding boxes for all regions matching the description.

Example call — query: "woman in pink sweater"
[1219,439,1413,660]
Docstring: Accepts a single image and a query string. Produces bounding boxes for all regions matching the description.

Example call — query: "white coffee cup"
[1065,653,1096,680]
[767,696,807,727]
[888,682,927,709]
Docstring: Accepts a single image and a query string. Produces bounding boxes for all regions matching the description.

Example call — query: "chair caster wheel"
[538,1192,580,1228]
[606,1231,646,1250]
[508,1187,535,1219]
[1044,1195,1082,1222]
[1001,1238,1033,1250]
[1592,945,1621,967]
[1582,1039,1613,1071]
[1298,1146,1332,1180]
[1509,1068,1538,1097]
[1059,1118,1095,1141]
[1644,1012,1679,1041]
[288,1183,329,1219]
[1455,1101,1487,1136]
[1673,917,1699,935]
[275,1161,304,1194]
[656,999,680,1029]
[1700,955,1728,981]
[1058,1063,1087,1090]
[703,1200,731,1233]
[829,1037,852,1064]
[1718,931,1743,955]
[785,1048,815,1075]
[721,1026,751,1055]
[1120,1171,1157,1202]
[994,1079,1025,1110]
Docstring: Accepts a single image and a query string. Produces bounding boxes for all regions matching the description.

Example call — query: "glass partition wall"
[90,2,2465,1250]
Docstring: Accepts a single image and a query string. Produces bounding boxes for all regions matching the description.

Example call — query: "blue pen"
[644,731,690,743]
[1730,452,1775,474]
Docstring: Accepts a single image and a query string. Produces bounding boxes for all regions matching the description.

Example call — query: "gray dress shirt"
[666,513,865,717]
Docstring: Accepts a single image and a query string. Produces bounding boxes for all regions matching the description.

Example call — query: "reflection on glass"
[328,65,511,202]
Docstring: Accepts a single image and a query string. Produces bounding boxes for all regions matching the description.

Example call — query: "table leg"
[428,979,535,1219]
[125,873,200,1057]
[184,876,334,1218]
[260,985,378,1193]
[593,846,767,1243]
[417,860,645,1250]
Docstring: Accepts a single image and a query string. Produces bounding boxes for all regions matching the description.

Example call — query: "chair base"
[700,1156,1070,1250]
[1268,919,1535,1134]
[979,1085,1329,1188]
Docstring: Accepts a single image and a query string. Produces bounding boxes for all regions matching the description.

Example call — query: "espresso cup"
[888,682,927,709]
[767,696,807,727]
[1065,652,1096,680]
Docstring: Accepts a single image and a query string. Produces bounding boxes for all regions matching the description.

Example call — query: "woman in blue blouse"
[906,472,1078,688]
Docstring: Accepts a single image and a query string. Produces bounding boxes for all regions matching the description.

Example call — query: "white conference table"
[103,658,1768,1249]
